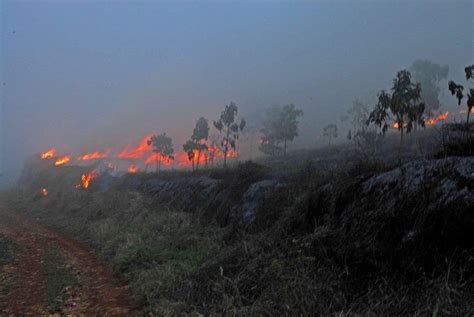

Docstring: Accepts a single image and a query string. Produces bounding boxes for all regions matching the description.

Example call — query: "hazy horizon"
[1,0,472,183]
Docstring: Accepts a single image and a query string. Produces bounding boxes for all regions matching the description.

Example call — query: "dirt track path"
[0,204,136,316]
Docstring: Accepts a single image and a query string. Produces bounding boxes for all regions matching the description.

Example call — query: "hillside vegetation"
[6,128,474,315]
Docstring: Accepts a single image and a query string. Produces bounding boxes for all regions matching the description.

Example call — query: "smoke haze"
[1,0,472,184]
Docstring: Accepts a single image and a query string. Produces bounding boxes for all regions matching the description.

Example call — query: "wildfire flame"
[77,150,110,161]
[393,121,407,129]
[41,148,56,159]
[144,153,174,166]
[425,111,449,126]
[77,171,97,189]
[41,133,242,171]
[42,188,48,196]
[127,165,139,173]
[54,155,71,166]
[117,134,153,159]
[394,111,450,128]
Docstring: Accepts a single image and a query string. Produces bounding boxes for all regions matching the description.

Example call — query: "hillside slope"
[6,155,474,315]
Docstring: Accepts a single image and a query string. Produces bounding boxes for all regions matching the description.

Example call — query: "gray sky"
[1,0,473,182]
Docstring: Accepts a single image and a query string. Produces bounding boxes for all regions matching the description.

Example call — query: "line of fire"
[36,107,471,195]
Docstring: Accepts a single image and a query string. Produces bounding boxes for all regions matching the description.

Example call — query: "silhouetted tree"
[367,70,425,150]
[410,60,449,115]
[148,133,174,172]
[448,65,474,124]
[259,104,303,156]
[322,123,338,145]
[191,117,209,170]
[183,139,198,171]
[207,134,219,168]
[213,102,246,167]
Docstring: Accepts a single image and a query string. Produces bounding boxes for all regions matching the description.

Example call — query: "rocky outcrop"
[331,156,474,271]
[235,179,283,223]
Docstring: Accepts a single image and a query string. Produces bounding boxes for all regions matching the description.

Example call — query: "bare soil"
[0,202,137,316]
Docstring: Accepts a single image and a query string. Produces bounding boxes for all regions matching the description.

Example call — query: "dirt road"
[0,204,136,316]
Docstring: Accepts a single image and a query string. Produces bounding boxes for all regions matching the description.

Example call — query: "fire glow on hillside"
[393,111,449,129]
[39,133,240,173]
[41,149,56,159]
[77,150,110,161]
[55,156,71,166]
[76,171,97,189]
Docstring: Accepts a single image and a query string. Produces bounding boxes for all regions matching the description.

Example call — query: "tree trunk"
[223,127,230,168]
[399,126,404,161]
[155,153,158,172]
[467,109,471,125]
[283,139,287,156]
[196,141,201,170]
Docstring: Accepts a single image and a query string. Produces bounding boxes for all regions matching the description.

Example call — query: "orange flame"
[77,149,110,161]
[437,111,449,121]
[55,155,71,166]
[393,121,408,129]
[425,118,437,126]
[144,153,174,166]
[425,111,449,126]
[117,134,153,159]
[127,165,139,173]
[42,188,48,196]
[77,171,97,189]
[41,148,56,159]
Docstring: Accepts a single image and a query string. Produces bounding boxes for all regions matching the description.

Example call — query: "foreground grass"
[6,147,474,315]
[90,209,223,314]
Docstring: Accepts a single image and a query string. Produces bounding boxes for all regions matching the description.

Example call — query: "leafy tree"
[182,139,198,171]
[213,102,246,167]
[147,133,175,172]
[259,104,303,156]
[448,65,474,124]
[410,60,449,115]
[191,117,209,170]
[367,70,425,149]
[322,123,338,145]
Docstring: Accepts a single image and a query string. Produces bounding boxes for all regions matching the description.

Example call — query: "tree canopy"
[213,102,246,167]
[448,65,474,124]
[259,104,303,156]
[147,133,175,171]
[367,70,425,147]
